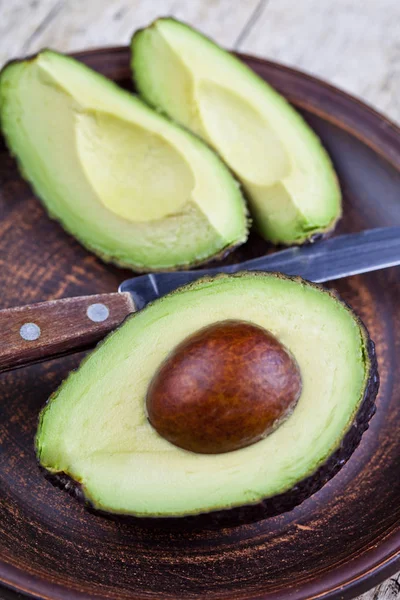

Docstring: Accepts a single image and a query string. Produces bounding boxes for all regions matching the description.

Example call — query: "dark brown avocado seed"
[146,320,302,454]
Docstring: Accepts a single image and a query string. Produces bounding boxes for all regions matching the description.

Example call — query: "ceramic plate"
[0,48,399,600]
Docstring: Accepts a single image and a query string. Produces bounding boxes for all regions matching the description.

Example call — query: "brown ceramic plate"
[0,47,399,600]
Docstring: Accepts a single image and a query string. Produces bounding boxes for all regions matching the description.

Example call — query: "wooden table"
[0,1,399,599]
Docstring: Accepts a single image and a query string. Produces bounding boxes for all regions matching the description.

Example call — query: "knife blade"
[120,226,400,309]
[1,226,400,373]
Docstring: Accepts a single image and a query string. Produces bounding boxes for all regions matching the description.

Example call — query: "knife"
[1,225,399,374]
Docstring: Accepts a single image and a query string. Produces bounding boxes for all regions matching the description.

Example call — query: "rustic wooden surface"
[0,0,399,126]
[0,2,399,599]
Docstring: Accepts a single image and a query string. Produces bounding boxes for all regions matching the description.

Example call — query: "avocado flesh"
[0,50,248,271]
[36,273,373,518]
[131,19,342,244]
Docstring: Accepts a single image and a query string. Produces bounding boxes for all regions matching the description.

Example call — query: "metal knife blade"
[2,225,399,375]
[120,226,400,309]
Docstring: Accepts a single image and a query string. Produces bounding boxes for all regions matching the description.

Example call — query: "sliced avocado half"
[131,18,342,245]
[36,273,378,522]
[0,50,248,271]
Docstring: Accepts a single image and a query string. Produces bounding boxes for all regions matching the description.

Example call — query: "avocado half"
[0,50,248,272]
[131,18,342,246]
[36,273,378,525]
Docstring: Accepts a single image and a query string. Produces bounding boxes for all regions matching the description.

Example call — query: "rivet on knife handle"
[0,292,136,374]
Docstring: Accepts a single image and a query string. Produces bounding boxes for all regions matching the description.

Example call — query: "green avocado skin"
[131,18,342,247]
[0,50,249,272]
[37,274,379,528]
[43,336,378,528]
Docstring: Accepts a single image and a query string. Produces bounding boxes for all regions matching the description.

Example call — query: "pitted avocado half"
[36,273,378,522]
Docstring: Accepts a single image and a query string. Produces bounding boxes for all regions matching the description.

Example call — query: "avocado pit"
[146,320,302,454]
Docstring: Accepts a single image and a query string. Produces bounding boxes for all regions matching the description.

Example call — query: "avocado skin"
[0,51,250,273]
[44,339,378,528]
[40,275,379,528]
[131,18,342,247]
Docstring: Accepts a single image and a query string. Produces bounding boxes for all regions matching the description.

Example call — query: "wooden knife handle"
[0,292,136,373]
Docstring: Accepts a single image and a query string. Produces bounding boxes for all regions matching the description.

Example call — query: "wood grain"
[0,0,262,66]
[0,2,399,599]
[0,292,135,373]
[239,0,400,125]
[0,0,398,127]
[359,576,400,600]
[0,0,62,65]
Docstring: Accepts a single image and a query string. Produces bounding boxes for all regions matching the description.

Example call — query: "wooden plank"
[238,0,400,124]
[0,0,61,66]
[0,0,261,64]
